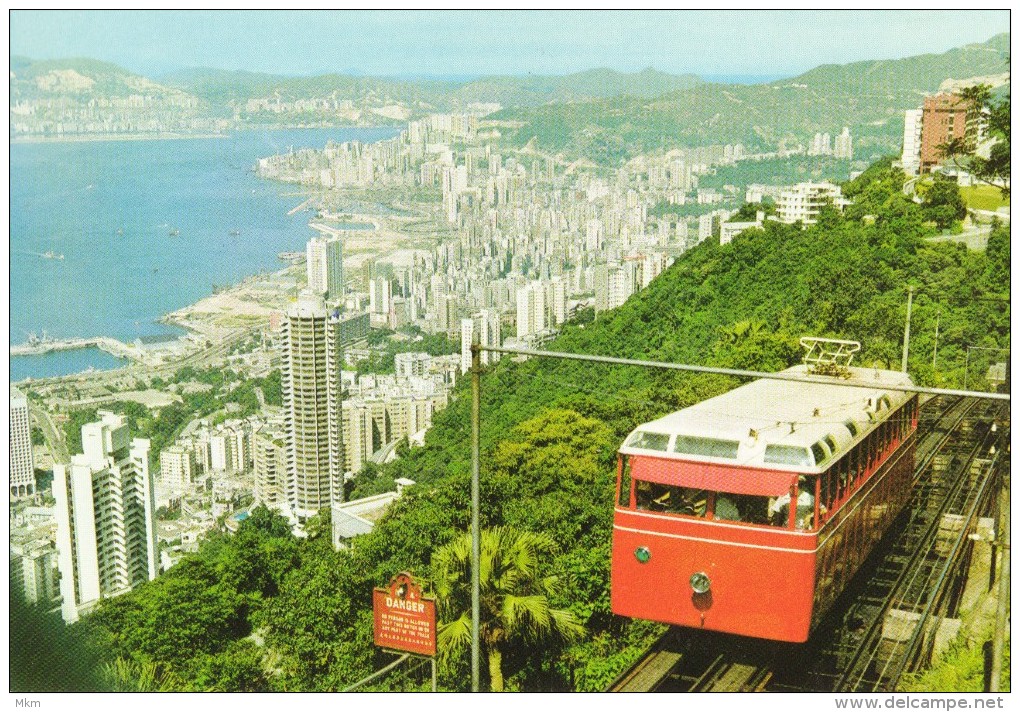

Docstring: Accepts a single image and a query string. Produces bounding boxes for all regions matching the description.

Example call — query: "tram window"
[823,435,838,456]
[674,436,739,459]
[618,461,633,507]
[635,482,709,516]
[810,442,828,466]
[715,493,773,526]
[769,477,821,529]
[821,466,835,512]
[625,431,670,451]
[764,444,812,467]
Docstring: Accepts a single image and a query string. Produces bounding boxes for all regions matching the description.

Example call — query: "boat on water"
[229,229,241,236]
[169,228,180,237]
[42,250,65,260]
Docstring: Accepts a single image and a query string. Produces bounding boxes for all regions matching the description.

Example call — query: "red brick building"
[919,93,979,173]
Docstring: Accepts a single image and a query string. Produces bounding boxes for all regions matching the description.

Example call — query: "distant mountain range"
[9,33,1010,156]
[495,33,1010,161]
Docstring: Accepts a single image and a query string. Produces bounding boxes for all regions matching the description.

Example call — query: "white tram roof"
[620,365,915,474]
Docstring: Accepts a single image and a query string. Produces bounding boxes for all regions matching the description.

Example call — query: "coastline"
[10,122,404,146]
[10,132,229,145]
[11,127,411,385]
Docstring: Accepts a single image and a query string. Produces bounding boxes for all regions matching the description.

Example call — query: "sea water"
[10,127,397,381]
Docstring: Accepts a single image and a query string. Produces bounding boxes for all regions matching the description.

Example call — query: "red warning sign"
[372,572,437,657]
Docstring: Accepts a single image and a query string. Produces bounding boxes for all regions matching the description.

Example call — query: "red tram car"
[611,349,918,643]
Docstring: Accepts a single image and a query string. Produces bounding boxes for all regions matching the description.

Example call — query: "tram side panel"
[812,438,916,627]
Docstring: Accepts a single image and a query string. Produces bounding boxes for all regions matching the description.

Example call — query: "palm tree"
[102,657,181,692]
[432,526,585,691]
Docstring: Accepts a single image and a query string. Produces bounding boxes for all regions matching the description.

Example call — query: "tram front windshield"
[631,479,817,529]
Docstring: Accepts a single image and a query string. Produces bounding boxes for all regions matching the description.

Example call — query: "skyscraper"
[53,412,155,623]
[460,310,502,374]
[833,127,853,159]
[280,292,345,545]
[306,235,345,303]
[901,109,923,175]
[10,386,35,498]
[516,281,547,338]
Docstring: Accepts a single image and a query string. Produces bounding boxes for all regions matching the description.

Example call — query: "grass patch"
[961,185,1010,212]
[899,627,1010,692]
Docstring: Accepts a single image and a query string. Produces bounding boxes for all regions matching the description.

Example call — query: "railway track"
[607,395,1008,692]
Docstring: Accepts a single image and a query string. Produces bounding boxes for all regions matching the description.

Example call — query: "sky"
[8,10,1012,80]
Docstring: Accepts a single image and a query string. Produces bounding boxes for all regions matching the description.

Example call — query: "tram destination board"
[372,572,437,657]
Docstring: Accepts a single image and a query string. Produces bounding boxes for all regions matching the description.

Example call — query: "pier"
[287,198,314,216]
[10,336,144,362]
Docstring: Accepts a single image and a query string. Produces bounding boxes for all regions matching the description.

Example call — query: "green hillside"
[10,56,184,100]
[496,33,1011,162]
[162,66,700,112]
[16,161,1008,692]
[451,68,700,106]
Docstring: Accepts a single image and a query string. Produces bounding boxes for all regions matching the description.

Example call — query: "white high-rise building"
[210,433,233,473]
[460,310,502,374]
[369,276,392,315]
[53,412,156,623]
[10,386,35,498]
[901,109,923,176]
[159,445,195,487]
[834,127,853,159]
[516,281,547,338]
[546,277,568,327]
[776,182,851,226]
[594,262,638,313]
[253,423,287,508]
[306,236,344,303]
[395,352,432,377]
[281,292,345,546]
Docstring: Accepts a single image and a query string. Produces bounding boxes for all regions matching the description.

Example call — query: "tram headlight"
[634,546,651,563]
[689,571,711,594]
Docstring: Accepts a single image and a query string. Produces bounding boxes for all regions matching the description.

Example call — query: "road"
[34,406,70,464]
[927,226,992,251]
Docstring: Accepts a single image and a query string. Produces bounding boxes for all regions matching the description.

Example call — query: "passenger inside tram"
[769,477,821,529]
[634,482,708,516]
[713,493,772,525]
[634,481,773,525]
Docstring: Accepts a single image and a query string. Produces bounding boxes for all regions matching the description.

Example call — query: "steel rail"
[480,345,1011,401]
[833,403,999,690]
[885,446,1000,686]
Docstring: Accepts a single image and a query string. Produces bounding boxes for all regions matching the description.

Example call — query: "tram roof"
[620,365,916,472]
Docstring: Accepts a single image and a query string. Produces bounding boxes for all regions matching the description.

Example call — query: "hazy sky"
[9,10,1012,79]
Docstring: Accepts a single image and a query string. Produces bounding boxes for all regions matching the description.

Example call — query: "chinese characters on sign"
[373,572,437,657]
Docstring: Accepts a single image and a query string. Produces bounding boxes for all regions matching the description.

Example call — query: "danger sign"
[373,572,437,657]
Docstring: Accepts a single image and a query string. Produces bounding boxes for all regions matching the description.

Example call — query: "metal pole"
[990,463,1010,691]
[431,657,438,693]
[902,286,914,373]
[470,340,481,692]
[932,306,940,368]
[964,347,971,390]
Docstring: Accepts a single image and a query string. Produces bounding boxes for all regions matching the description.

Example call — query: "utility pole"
[470,339,481,692]
[990,446,1010,691]
[901,286,914,373]
[932,305,940,369]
